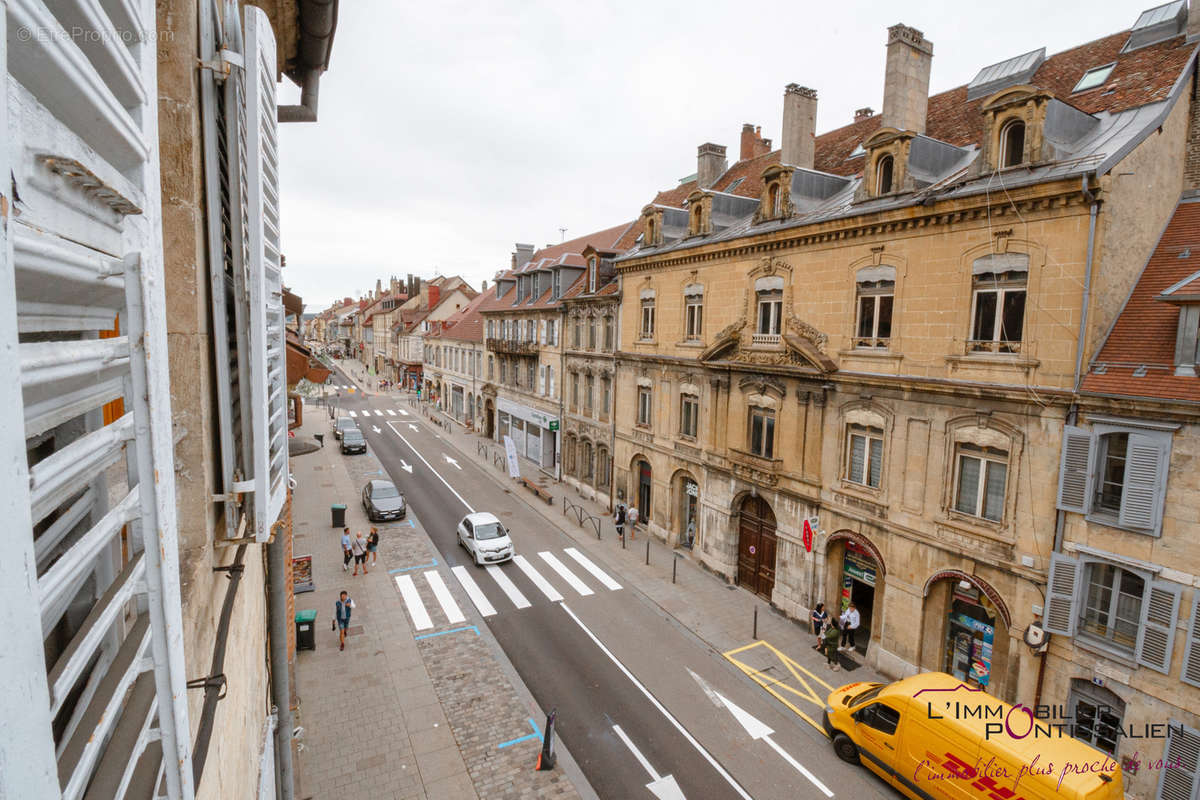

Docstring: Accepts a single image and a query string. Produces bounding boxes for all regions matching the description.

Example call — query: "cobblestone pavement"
[292,408,585,800]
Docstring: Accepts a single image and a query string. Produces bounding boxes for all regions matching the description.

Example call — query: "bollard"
[645,540,650,566]
[753,606,758,640]
[621,530,626,550]
[672,555,677,584]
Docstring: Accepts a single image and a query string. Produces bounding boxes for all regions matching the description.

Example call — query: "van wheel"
[832,733,859,764]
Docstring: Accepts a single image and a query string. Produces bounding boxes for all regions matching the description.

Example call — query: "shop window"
[875,154,894,195]
[684,284,704,341]
[1000,119,1026,168]
[970,271,1026,353]
[680,394,699,439]
[953,443,1008,522]
[1067,680,1124,756]
[855,276,894,349]
[637,387,652,426]
[748,407,775,459]
[944,582,997,688]
[846,425,884,488]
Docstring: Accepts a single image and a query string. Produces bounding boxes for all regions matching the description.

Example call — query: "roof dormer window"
[588,257,597,293]
[875,155,894,195]
[1000,119,1026,168]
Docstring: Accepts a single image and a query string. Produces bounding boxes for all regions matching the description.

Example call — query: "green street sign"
[549,421,559,431]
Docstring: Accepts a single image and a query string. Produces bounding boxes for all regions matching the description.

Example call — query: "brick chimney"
[427,284,440,309]
[781,84,817,169]
[696,143,727,188]
[375,278,383,299]
[740,124,772,160]
[854,107,875,122]
[881,24,933,135]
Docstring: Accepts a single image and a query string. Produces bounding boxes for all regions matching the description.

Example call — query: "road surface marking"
[451,566,497,617]
[722,640,831,734]
[496,718,541,749]
[387,422,474,512]
[612,725,687,800]
[538,551,593,596]
[386,409,395,416]
[394,574,433,631]
[513,555,563,602]
[564,548,622,591]
[348,410,357,418]
[388,558,437,575]
[714,691,833,797]
[407,423,419,431]
[485,565,530,609]
[443,454,461,469]
[559,603,753,800]
[424,570,465,625]
[372,425,381,433]
[376,409,386,416]
[399,459,413,474]
[413,625,478,641]
[398,408,409,416]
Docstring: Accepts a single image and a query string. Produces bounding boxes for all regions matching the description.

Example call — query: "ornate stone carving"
[715,317,746,342]
[738,375,786,397]
[787,315,828,353]
[756,255,793,276]
[735,349,811,368]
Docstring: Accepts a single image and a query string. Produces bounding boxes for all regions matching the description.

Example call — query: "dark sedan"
[362,479,406,521]
[341,428,367,454]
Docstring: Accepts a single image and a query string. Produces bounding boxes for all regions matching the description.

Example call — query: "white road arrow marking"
[407,423,418,431]
[713,692,833,797]
[612,725,687,800]
[443,454,460,470]
[399,459,413,474]
[372,425,381,433]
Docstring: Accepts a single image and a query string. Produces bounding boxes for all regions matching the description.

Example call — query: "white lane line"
[538,551,593,596]
[612,724,659,779]
[513,555,563,602]
[485,565,531,609]
[564,548,622,591]
[451,566,497,617]
[424,571,465,625]
[387,422,474,512]
[348,410,357,418]
[394,574,433,631]
[386,409,396,416]
[560,603,754,800]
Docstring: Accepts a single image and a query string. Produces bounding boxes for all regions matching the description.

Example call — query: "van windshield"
[850,685,883,707]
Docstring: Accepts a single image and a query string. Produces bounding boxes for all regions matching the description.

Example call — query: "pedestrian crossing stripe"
[564,548,621,590]
[394,574,432,630]
[348,410,357,417]
[424,570,465,625]
[386,409,396,416]
[538,551,592,596]
[451,566,496,617]
[485,564,530,609]
[513,555,562,602]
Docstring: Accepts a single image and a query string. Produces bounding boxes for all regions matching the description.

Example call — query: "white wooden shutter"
[1183,593,1200,688]
[548,365,555,396]
[1156,721,1200,800]
[3,0,194,796]
[1044,552,1080,636]
[1136,580,1181,674]
[540,320,547,345]
[244,5,288,541]
[1055,425,1094,514]
[1119,432,1169,534]
[539,366,546,394]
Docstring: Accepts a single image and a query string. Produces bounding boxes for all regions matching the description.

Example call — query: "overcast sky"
[279,0,1155,311]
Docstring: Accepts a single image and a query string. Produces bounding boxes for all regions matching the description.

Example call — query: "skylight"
[966,47,1046,101]
[1123,0,1186,51]
[1132,0,1185,30]
[1072,63,1115,93]
[848,144,865,158]
[725,177,744,193]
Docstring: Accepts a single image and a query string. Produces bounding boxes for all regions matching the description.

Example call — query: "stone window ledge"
[944,352,1041,372]
[838,348,903,362]
[937,514,1013,546]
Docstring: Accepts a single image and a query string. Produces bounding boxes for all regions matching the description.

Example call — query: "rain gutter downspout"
[267,516,295,800]
[278,0,338,123]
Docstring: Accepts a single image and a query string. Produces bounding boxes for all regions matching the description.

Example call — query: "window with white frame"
[969,259,1027,353]
[640,299,655,339]
[539,365,546,394]
[684,284,704,341]
[748,406,775,458]
[854,267,894,349]
[499,359,507,384]
[526,361,535,387]
[547,364,555,396]
[1056,422,1173,535]
[601,376,611,418]
[1080,562,1144,653]
[953,443,1007,522]
[552,270,561,300]
[588,257,598,293]
[680,394,699,438]
[637,386,652,426]
[547,319,557,346]
[754,276,783,339]
[846,425,884,488]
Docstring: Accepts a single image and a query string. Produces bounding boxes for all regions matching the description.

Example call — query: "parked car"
[334,417,356,440]
[362,479,406,521]
[456,512,513,566]
[341,428,367,455]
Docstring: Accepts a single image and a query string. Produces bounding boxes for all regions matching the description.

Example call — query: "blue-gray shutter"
[1137,580,1181,674]
[1119,432,1168,534]
[1183,593,1200,689]
[1156,721,1200,800]
[1043,552,1080,636]
[1055,425,1094,514]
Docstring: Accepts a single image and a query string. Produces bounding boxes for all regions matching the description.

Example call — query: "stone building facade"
[423,292,490,430]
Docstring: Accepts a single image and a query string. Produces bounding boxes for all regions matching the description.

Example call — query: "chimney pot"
[781,84,818,170]
[697,143,727,188]
[854,107,875,122]
[881,24,933,135]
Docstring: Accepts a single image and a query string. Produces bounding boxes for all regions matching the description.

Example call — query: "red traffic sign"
[802,518,814,552]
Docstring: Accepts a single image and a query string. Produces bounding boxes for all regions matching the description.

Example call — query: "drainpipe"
[267,517,296,800]
[278,0,338,124]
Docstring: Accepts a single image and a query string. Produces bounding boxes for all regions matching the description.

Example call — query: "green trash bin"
[295,610,317,651]
[331,503,346,527]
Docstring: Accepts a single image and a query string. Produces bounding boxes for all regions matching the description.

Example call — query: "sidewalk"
[290,410,587,800]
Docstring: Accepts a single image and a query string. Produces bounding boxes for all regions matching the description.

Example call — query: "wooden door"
[737,496,777,598]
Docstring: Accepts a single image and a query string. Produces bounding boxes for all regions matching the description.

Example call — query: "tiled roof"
[426,291,489,342]
[1082,197,1200,403]
[501,222,636,279]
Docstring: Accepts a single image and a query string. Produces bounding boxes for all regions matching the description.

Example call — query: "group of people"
[339,526,380,576]
[612,503,640,541]
[810,601,862,672]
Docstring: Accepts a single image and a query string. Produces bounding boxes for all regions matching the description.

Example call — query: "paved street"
[313,362,903,800]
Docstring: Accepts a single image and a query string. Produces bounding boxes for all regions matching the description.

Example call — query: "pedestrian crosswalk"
[394,548,621,633]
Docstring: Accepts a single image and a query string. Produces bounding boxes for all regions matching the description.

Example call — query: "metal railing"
[562,497,602,540]
[751,332,781,346]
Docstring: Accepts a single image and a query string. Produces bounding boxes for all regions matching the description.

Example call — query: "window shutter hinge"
[199,49,244,79]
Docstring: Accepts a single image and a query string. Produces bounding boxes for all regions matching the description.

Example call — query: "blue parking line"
[496,718,541,749]
[413,625,479,641]
[389,558,436,574]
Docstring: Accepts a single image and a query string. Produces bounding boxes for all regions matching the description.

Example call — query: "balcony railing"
[966,339,1023,355]
[751,332,782,346]
[486,337,539,355]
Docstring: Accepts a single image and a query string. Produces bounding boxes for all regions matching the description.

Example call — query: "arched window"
[1000,120,1025,168]
[645,218,657,246]
[875,155,894,195]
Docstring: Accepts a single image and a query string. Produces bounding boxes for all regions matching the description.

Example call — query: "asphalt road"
[321,367,901,800]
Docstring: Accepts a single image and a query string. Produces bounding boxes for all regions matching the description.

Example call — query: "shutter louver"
[1055,425,1093,514]
[1119,433,1166,533]
[1183,594,1200,689]
[244,5,288,542]
[1157,722,1200,800]
[1044,552,1080,636]
[1136,580,1180,674]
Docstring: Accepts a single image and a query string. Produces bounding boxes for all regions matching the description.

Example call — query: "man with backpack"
[613,503,626,541]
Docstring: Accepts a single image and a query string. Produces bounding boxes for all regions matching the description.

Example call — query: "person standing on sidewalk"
[823,618,842,671]
[811,603,828,650]
[335,591,355,651]
[627,505,639,540]
[341,527,352,571]
[367,527,380,567]
[351,530,369,576]
[613,504,626,541]
[840,602,860,652]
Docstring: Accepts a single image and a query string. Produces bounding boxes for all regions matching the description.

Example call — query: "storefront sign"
[496,397,558,431]
[549,420,559,431]
[802,518,815,552]
[686,481,699,497]
[926,570,1011,628]
[843,552,877,587]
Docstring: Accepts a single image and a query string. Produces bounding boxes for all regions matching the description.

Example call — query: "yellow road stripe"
[721,640,839,737]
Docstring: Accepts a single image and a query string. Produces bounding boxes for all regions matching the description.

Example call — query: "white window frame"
[845,425,884,488]
[952,444,1008,522]
[969,271,1027,353]
[756,295,782,336]
[680,394,699,439]
[637,387,652,426]
[685,296,703,340]
[640,299,656,339]
[748,407,776,459]
[854,280,894,349]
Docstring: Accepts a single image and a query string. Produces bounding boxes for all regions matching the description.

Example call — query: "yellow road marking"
[722,640,837,736]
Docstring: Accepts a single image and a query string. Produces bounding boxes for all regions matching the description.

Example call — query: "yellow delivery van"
[823,672,1122,800]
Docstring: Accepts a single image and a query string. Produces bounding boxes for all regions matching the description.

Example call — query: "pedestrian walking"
[614,504,626,541]
[811,602,828,649]
[341,527,352,571]
[367,527,380,567]
[627,505,639,540]
[823,619,842,671]
[334,591,355,651]
[840,602,861,652]
[351,530,368,575]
